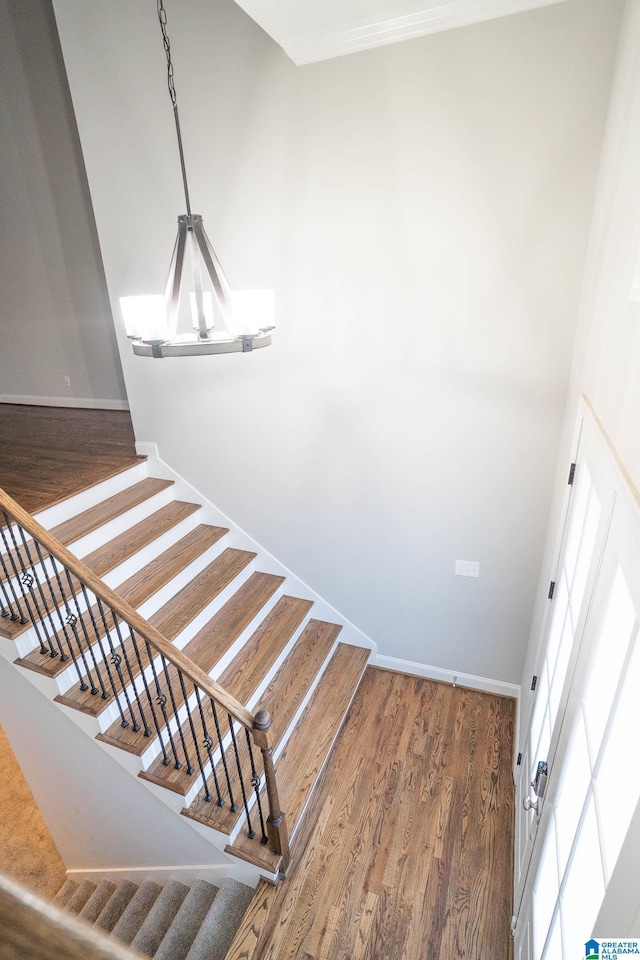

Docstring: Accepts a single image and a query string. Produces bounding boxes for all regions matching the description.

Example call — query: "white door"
[514,406,640,959]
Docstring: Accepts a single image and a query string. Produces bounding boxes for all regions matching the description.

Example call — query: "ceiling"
[232,0,567,65]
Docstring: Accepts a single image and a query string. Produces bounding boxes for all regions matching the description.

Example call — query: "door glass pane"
[530,662,551,764]
[541,909,562,960]
[583,566,635,764]
[595,632,640,879]
[554,711,591,879]
[569,488,602,617]
[533,817,559,960]
[563,463,592,583]
[546,573,569,678]
[561,796,605,956]
[549,612,575,729]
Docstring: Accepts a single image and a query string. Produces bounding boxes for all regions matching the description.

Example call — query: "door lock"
[523,796,540,814]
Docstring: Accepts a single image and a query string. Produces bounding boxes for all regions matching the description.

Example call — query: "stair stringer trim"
[136,442,377,655]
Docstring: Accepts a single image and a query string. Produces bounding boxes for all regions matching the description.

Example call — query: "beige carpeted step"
[94,879,139,933]
[111,879,163,945]
[79,880,117,923]
[154,879,219,960]
[185,878,255,960]
[53,878,78,908]
[65,878,97,914]
[130,879,190,957]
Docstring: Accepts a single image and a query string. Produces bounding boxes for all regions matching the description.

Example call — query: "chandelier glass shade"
[120,2,274,359]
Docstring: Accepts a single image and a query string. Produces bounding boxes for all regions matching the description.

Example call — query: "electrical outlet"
[455,560,480,578]
[64,376,71,387]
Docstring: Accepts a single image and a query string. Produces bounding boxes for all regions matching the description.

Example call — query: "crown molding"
[277,0,567,66]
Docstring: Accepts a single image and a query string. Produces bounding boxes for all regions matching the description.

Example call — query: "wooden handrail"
[0,487,254,730]
[0,871,140,960]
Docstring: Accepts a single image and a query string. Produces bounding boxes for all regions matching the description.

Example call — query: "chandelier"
[120,1,275,358]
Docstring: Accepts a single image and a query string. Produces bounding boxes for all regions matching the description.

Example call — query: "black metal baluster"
[146,642,181,768]
[110,613,148,734]
[228,715,254,838]
[161,656,192,773]
[94,598,137,730]
[245,729,268,844]
[210,698,237,812]
[32,544,69,661]
[178,677,208,794]
[79,585,116,702]
[0,525,26,622]
[44,554,88,688]
[20,536,68,661]
[194,688,223,805]
[128,629,165,747]
[1,514,50,651]
[62,569,102,695]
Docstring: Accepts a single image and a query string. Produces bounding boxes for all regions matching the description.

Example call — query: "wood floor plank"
[242,668,514,960]
[0,404,141,514]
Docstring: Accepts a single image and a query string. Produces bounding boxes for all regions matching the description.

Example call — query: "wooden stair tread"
[102,572,284,761]
[226,642,370,867]
[138,588,310,792]
[0,480,180,642]
[224,879,277,960]
[219,595,314,706]
[50,478,173,547]
[182,619,342,833]
[116,527,229,612]
[53,542,251,717]
[83,500,201,579]
[15,524,226,681]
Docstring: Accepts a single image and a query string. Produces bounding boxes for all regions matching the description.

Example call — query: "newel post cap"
[254,708,272,732]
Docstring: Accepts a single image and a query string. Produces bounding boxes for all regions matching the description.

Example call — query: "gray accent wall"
[0,0,127,408]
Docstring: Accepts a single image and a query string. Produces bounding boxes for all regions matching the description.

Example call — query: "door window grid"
[534,560,640,959]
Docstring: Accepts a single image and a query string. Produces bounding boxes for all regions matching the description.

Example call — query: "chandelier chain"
[157,0,177,109]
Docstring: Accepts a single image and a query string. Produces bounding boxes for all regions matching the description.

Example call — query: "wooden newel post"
[253,709,291,871]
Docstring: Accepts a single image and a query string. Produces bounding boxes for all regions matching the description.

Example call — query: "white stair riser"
[68,487,176,559]
[98,509,204,589]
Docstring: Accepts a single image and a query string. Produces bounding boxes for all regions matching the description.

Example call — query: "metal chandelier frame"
[127,0,274,359]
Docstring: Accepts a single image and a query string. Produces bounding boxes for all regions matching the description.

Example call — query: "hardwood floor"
[0,403,141,514]
[232,667,515,960]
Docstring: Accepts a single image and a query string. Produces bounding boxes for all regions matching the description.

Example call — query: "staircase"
[53,874,253,959]
[0,455,372,889]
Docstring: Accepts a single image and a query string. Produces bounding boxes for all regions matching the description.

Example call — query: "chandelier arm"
[164,218,188,340]
[191,218,234,329]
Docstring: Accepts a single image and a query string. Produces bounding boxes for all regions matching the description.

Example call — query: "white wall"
[519,0,640,935]
[0,0,127,408]
[52,0,621,684]
[0,656,230,873]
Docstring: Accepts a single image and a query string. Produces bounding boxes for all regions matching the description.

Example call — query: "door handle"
[523,796,540,814]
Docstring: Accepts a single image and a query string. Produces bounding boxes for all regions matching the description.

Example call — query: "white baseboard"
[65,862,260,889]
[0,393,129,411]
[374,654,520,700]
